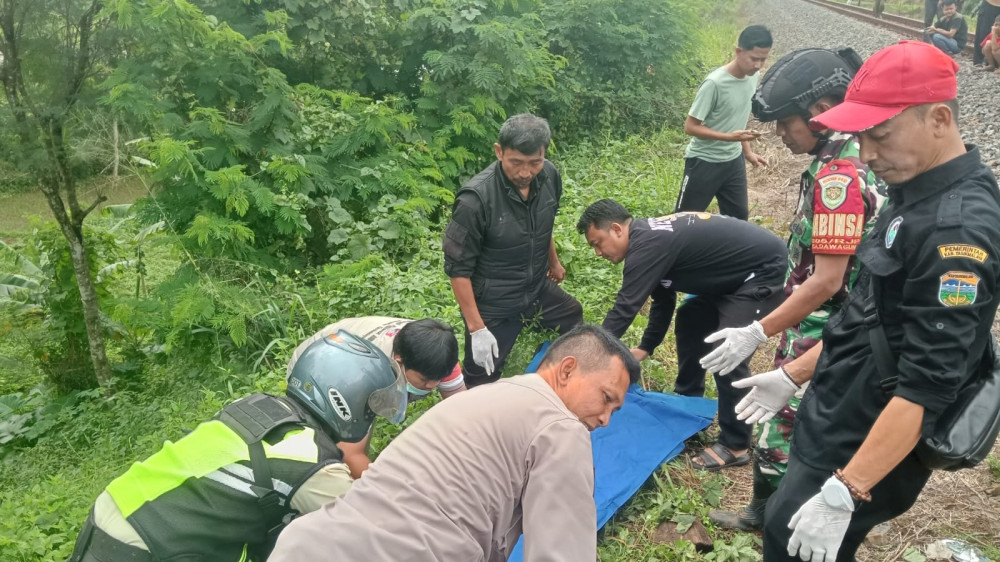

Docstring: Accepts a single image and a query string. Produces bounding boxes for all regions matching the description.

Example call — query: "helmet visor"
[367,361,408,424]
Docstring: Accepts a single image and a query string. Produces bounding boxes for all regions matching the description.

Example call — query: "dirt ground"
[712,120,1000,560]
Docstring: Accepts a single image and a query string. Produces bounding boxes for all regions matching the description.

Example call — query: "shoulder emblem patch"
[812,160,865,254]
[938,244,989,263]
[885,217,903,249]
[818,173,851,210]
[815,159,860,212]
[939,271,980,307]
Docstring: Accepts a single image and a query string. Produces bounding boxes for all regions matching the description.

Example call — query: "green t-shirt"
[684,66,758,162]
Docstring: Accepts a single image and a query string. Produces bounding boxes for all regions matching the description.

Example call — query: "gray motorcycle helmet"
[285,330,406,442]
[752,47,863,123]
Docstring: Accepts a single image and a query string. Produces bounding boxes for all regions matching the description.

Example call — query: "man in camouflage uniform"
[699,48,885,529]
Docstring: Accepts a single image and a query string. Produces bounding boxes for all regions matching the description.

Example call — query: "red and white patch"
[812,159,865,255]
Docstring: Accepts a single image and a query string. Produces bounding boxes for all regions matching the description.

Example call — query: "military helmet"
[286,330,407,442]
[752,47,864,123]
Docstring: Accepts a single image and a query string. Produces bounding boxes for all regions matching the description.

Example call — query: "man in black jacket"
[743,40,1000,562]
[578,199,786,471]
[443,114,583,387]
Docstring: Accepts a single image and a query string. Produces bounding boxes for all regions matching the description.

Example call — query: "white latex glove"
[699,320,768,375]
[731,367,799,424]
[787,476,855,562]
[470,327,499,376]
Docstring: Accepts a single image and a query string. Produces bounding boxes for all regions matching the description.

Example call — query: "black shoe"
[708,497,767,531]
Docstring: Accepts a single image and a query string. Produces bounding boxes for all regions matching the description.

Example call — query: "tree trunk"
[37,178,113,389]
[113,118,119,180]
[66,224,113,388]
[0,0,112,390]
[873,0,886,17]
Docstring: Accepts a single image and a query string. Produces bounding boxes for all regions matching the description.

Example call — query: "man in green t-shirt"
[676,25,772,221]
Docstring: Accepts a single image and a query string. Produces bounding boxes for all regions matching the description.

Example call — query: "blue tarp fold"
[508,344,716,561]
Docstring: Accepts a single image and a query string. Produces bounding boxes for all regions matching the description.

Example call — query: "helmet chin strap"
[803,111,831,155]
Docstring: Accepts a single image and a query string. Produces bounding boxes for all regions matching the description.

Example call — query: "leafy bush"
[106,0,706,274]
[1,225,121,391]
[540,0,703,138]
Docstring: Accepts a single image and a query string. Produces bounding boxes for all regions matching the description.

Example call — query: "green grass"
[0,2,751,560]
[0,175,149,235]
[0,128,746,562]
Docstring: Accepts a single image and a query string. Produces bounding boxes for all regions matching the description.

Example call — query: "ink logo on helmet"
[885,217,903,249]
[327,388,353,421]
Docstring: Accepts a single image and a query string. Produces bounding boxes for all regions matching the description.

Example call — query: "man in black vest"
[444,114,583,387]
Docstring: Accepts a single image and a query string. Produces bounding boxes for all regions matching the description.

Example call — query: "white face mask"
[406,382,432,397]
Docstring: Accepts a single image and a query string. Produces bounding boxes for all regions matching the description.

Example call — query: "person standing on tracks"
[675,25,772,221]
[924,0,968,56]
[702,47,884,532]
[745,40,1000,562]
[974,0,1000,66]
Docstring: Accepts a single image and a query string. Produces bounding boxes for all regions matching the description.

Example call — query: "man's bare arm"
[840,397,924,492]
[685,115,759,142]
[450,277,485,332]
[759,254,851,337]
[783,342,823,386]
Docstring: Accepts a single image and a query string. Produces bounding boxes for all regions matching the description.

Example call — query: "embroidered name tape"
[938,244,988,263]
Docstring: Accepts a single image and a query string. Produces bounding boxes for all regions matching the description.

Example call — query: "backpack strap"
[863,278,899,397]
[216,394,306,538]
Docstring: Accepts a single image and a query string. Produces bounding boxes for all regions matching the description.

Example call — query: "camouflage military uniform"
[755,133,884,487]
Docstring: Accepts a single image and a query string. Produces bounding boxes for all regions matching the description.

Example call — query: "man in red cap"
[741,40,1000,561]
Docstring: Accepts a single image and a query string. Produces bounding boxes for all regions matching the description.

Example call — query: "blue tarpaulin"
[508,342,716,561]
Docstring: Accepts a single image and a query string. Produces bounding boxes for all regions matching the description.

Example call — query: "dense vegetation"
[0,0,770,560]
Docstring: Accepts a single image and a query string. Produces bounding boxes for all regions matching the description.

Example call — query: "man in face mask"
[288,317,461,478]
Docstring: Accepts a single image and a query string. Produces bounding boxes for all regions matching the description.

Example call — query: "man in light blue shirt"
[676,25,772,221]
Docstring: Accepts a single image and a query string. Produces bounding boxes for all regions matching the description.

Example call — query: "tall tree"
[0,0,113,387]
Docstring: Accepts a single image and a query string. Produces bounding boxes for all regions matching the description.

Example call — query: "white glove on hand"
[699,321,768,375]
[787,476,855,562]
[470,327,499,376]
[731,367,799,424]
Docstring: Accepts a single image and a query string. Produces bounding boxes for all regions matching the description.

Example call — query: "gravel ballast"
[747,0,999,172]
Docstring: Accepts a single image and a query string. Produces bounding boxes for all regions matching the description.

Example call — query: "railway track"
[800,0,976,54]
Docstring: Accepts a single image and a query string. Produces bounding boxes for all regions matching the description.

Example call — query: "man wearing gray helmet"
[288,317,461,479]
[700,47,884,531]
[68,331,407,562]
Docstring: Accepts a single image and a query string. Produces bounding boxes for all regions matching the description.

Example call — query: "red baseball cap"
[809,40,958,133]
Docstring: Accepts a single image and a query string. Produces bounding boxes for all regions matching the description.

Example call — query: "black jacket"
[795,146,1000,471]
[443,160,562,319]
[602,214,787,351]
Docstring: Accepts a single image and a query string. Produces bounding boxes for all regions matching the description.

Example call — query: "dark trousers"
[675,156,749,220]
[672,279,784,451]
[462,279,583,387]
[975,2,1000,64]
[763,451,932,561]
[924,0,939,28]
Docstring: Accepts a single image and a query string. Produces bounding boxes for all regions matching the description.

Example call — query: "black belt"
[70,510,154,562]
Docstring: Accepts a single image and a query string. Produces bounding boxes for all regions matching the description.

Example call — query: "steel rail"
[799,0,975,54]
